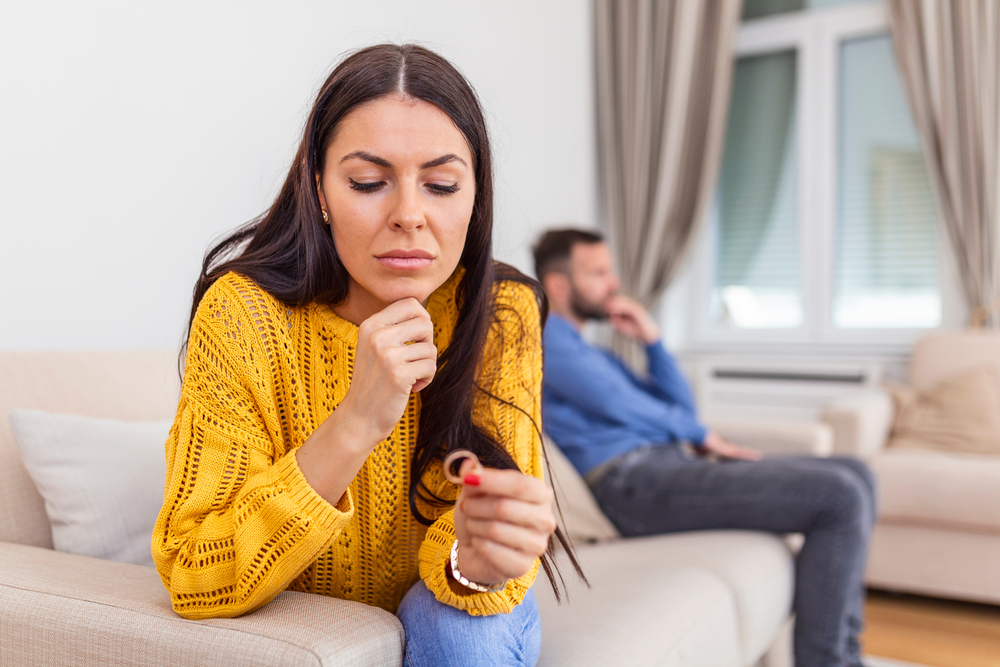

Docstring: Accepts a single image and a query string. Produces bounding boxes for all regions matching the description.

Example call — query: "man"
[534,228,875,667]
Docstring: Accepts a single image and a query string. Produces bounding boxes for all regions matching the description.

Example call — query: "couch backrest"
[0,351,179,547]
[542,435,620,543]
[0,349,617,551]
[910,330,1000,391]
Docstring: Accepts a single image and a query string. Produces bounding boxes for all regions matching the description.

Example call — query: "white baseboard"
[865,657,929,667]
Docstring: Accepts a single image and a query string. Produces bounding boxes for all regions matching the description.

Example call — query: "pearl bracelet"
[449,540,507,593]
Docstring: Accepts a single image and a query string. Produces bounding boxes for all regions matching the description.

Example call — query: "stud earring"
[322,210,329,223]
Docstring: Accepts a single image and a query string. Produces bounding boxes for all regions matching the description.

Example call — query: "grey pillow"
[9,409,170,566]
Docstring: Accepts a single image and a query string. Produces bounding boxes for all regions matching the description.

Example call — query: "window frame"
[685,1,964,354]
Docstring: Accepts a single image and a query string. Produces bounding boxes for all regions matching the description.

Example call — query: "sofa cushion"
[0,541,405,667]
[0,350,179,549]
[9,409,169,566]
[887,365,1000,455]
[872,447,1000,532]
[543,436,620,543]
[909,330,1000,391]
[535,531,793,667]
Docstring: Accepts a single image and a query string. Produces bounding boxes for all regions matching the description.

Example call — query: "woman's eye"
[348,179,384,193]
[427,182,460,196]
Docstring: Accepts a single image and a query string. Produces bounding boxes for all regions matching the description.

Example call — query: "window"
[691,0,952,350]
[715,50,801,329]
[833,33,940,328]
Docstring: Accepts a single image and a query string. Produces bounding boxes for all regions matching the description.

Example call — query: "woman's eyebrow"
[420,154,468,169]
[338,151,468,170]
[340,151,392,167]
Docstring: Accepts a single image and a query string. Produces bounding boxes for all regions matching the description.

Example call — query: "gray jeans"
[588,445,876,667]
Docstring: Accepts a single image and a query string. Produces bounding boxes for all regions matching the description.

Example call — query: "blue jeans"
[396,580,542,667]
[589,445,876,667]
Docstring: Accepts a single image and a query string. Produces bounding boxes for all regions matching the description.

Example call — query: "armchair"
[821,331,1000,604]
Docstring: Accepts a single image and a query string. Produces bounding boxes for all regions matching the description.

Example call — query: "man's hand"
[606,295,661,344]
[699,431,763,461]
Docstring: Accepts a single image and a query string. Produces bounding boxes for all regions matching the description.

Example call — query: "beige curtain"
[595,0,742,309]
[888,0,1000,327]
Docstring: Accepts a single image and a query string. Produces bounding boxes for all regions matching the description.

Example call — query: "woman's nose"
[388,184,426,232]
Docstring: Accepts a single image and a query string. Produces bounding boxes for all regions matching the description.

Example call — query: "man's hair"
[532,228,604,280]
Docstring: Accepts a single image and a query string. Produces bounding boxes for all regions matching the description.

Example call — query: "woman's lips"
[376,250,433,270]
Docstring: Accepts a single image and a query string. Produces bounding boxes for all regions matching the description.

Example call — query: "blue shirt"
[542,314,708,476]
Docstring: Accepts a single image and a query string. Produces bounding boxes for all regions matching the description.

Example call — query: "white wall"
[0,1,597,349]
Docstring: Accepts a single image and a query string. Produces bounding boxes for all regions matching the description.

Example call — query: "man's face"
[567,242,621,320]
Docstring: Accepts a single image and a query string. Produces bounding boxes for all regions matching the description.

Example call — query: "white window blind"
[714,50,802,328]
[833,33,940,328]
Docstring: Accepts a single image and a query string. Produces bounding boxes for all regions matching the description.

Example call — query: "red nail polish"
[463,473,481,486]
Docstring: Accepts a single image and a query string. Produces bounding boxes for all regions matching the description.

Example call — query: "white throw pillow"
[8,409,170,566]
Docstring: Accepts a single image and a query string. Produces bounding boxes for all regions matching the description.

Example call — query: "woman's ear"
[315,173,330,224]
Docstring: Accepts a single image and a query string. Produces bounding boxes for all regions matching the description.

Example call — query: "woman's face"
[317,94,476,323]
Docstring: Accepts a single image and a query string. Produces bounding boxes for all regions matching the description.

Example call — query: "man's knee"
[817,467,874,533]
[831,457,876,498]
[827,457,878,523]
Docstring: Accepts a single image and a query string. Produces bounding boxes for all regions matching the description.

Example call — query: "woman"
[152,44,576,667]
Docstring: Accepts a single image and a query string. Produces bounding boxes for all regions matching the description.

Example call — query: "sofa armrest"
[820,390,894,460]
[0,541,404,666]
[708,420,834,457]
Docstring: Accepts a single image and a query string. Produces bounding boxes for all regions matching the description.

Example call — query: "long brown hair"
[185,44,583,600]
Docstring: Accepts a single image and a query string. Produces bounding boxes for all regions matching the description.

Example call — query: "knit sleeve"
[417,280,544,615]
[151,275,353,620]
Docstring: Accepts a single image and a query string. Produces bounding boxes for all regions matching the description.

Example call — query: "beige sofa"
[822,330,1000,605]
[0,350,830,666]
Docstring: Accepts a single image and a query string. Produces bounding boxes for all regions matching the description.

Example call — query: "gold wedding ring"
[442,449,483,485]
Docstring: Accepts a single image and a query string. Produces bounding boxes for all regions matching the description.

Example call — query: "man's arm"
[595,348,760,460]
[605,296,697,413]
[544,338,707,444]
[643,344,698,414]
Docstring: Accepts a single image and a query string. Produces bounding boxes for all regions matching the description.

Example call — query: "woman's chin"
[350,266,456,311]
[371,280,438,308]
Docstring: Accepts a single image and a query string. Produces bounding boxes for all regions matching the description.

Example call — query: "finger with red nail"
[450,456,556,588]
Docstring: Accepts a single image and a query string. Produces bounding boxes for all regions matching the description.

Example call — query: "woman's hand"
[296,297,436,504]
[342,297,437,443]
[451,459,557,587]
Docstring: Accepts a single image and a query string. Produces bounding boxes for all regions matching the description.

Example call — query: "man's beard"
[569,288,609,321]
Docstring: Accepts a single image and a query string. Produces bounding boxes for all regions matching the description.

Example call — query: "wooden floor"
[862,589,1000,667]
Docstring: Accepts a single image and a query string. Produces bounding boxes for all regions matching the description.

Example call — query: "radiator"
[681,356,888,423]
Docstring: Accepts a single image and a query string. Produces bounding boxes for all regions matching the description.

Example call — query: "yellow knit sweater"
[152,269,543,620]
